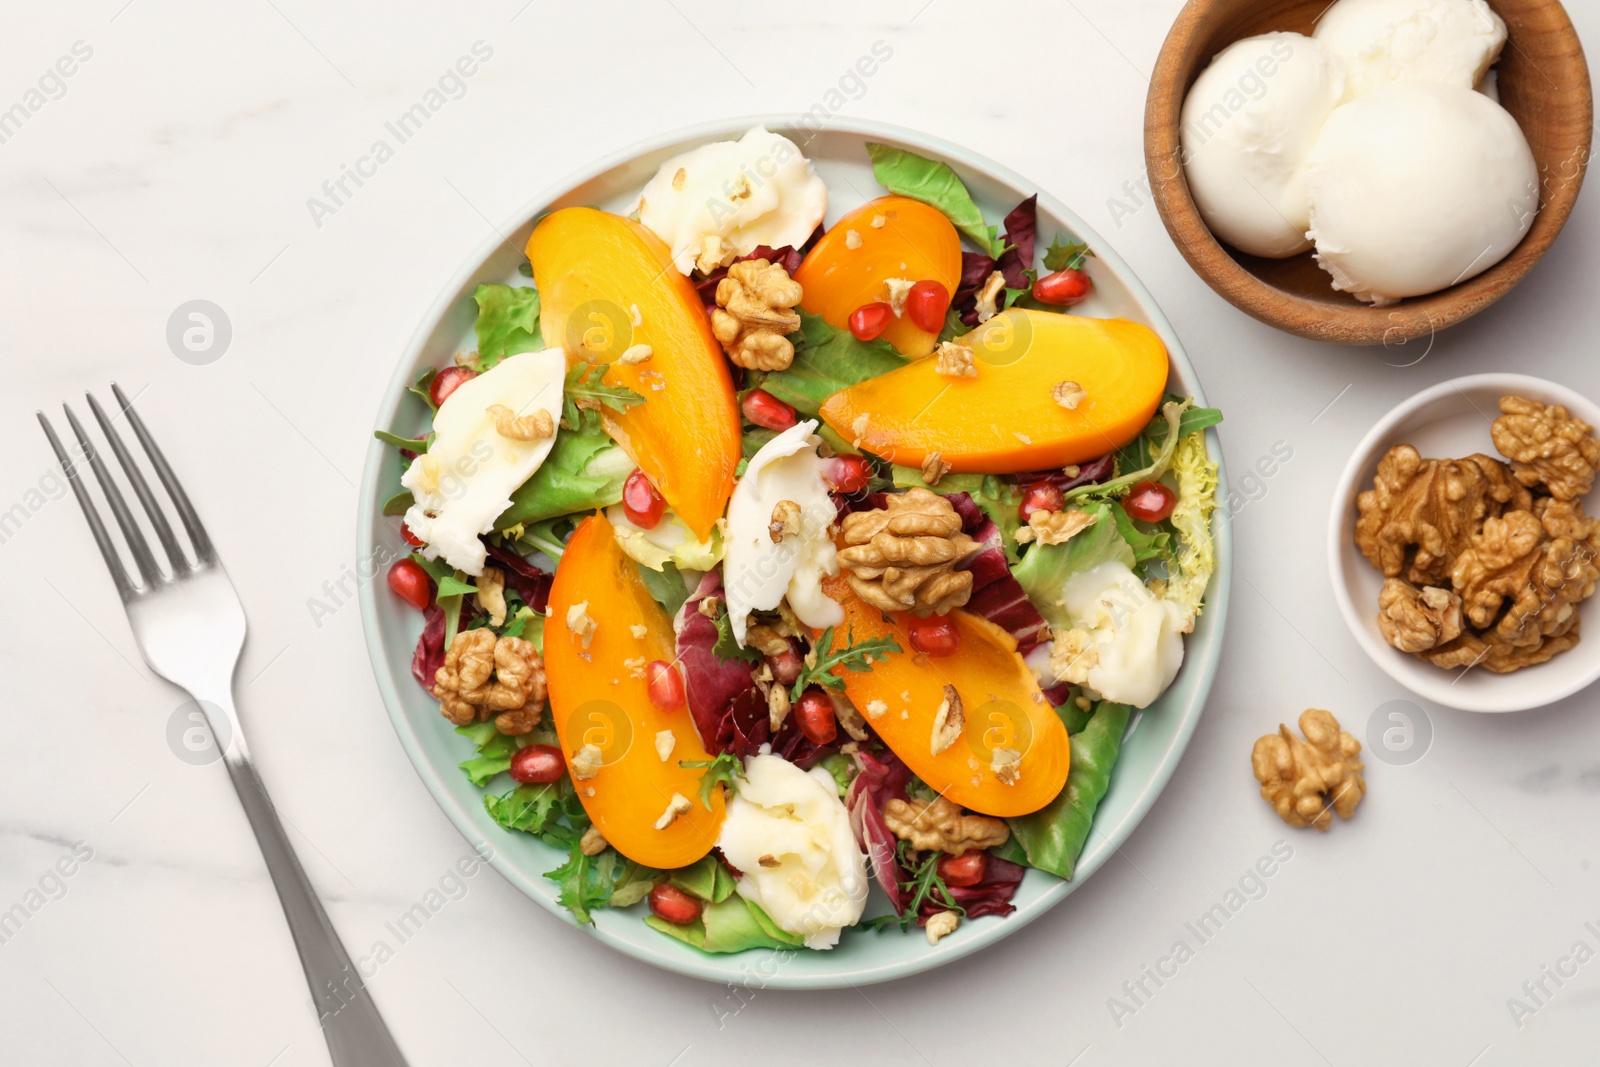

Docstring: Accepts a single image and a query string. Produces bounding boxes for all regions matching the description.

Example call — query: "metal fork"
[39,385,409,1067]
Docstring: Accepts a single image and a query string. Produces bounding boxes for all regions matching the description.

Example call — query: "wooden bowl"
[1145,0,1592,345]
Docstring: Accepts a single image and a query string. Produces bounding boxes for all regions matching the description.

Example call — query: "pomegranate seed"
[905,281,949,333]
[508,744,564,784]
[386,559,431,611]
[794,688,837,745]
[1018,482,1065,522]
[646,660,686,710]
[1032,268,1092,307]
[848,301,893,341]
[622,469,666,529]
[399,522,423,547]
[741,389,797,432]
[908,616,960,657]
[825,454,873,494]
[649,884,704,925]
[938,851,987,888]
[1123,481,1177,523]
[767,646,803,687]
[429,366,477,407]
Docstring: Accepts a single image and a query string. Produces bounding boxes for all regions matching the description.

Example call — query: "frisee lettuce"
[1165,431,1219,628]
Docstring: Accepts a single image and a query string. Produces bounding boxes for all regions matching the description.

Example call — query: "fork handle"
[214,701,410,1066]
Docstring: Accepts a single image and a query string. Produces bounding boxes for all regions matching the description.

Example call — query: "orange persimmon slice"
[544,513,725,867]
[812,576,1069,817]
[819,308,1168,474]
[794,196,963,359]
[528,207,740,541]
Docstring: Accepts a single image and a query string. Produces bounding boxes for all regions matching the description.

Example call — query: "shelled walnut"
[1376,578,1463,653]
[711,259,803,371]
[433,629,547,732]
[1251,709,1365,831]
[837,488,979,616]
[1354,445,1529,584]
[882,795,1009,855]
[1492,395,1600,501]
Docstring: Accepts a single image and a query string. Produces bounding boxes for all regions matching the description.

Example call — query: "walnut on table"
[882,794,1009,855]
[837,488,979,617]
[1251,709,1365,831]
[1492,395,1600,501]
[711,259,803,371]
[1355,445,1530,585]
[433,629,547,733]
[1376,578,1463,653]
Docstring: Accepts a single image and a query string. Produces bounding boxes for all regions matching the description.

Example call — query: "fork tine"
[62,403,163,587]
[110,383,215,563]
[86,392,190,574]
[37,411,135,600]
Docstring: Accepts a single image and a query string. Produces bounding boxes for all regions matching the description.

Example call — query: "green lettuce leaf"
[382,490,413,517]
[484,780,564,833]
[456,721,519,786]
[1004,701,1131,880]
[496,414,634,529]
[472,284,543,369]
[1012,500,1135,630]
[636,561,690,618]
[645,896,804,953]
[759,310,905,416]
[865,143,1005,256]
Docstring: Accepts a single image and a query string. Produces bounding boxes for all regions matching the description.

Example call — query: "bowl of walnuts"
[1330,374,1600,712]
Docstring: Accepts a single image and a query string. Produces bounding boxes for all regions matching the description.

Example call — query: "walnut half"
[883,795,1009,855]
[1251,709,1365,831]
[1492,395,1600,501]
[837,488,979,617]
[711,259,803,371]
[433,629,547,732]
[1376,578,1463,653]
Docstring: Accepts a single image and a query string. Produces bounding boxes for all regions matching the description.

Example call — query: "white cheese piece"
[723,421,844,645]
[715,754,868,950]
[1057,560,1186,709]
[635,126,827,276]
[401,349,566,575]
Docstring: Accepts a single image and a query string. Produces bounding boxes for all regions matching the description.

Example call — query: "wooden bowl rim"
[1144,0,1593,346]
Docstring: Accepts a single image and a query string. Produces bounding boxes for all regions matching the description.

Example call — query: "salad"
[377,126,1221,953]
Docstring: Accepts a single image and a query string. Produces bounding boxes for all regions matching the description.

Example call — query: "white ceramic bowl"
[1329,373,1600,712]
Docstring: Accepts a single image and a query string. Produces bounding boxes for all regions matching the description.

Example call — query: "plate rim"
[1326,371,1600,713]
[356,113,1232,987]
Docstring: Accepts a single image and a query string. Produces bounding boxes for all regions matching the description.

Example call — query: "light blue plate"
[356,116,1231,988]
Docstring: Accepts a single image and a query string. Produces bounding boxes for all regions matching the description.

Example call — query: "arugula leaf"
[679,751,744,810]
[382,490,413,517]
[472,284,543,369]
[434,573,478,599]
[374,429,428,452]
[636,561,690,619]
[562,361,645,429]
[1041,236,1093,272]
[790,626,902,701]
[869,841,967,932]
[866,143,1006,257]
[484,780,564,832]
[760,310,905,416]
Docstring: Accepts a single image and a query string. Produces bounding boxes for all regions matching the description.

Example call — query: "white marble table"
[4,1,1598,1064]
